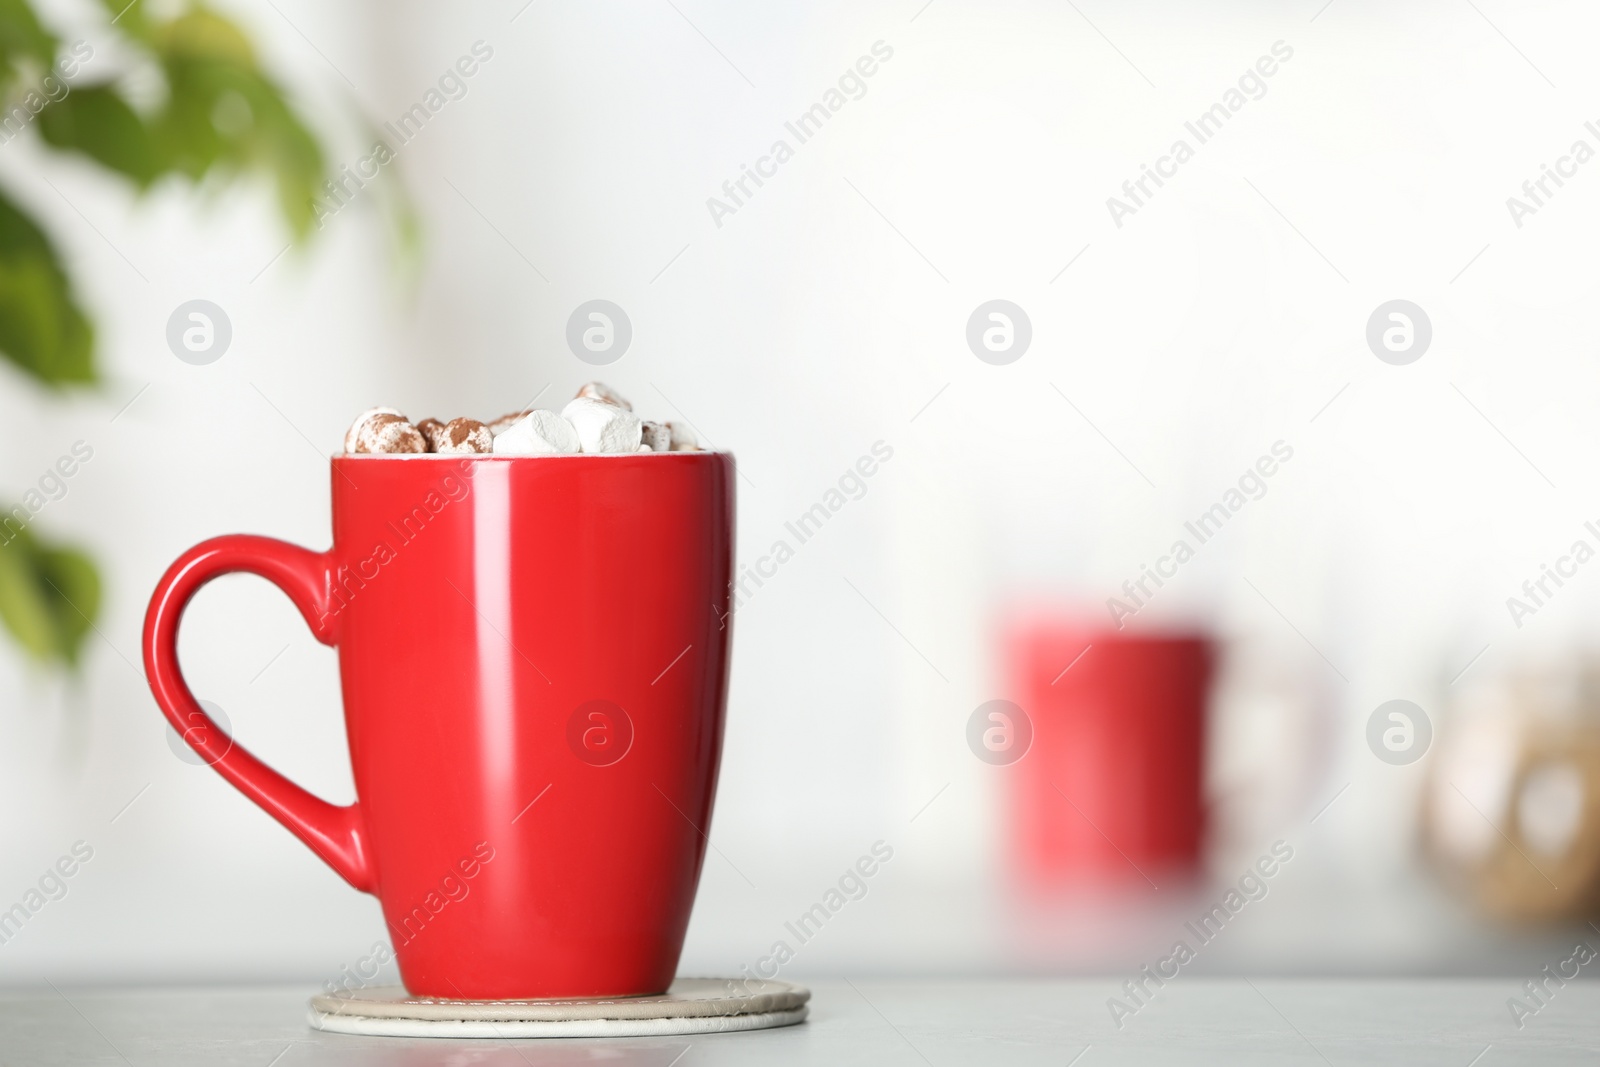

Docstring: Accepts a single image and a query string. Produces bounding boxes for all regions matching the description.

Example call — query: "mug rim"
[330,450,732,461]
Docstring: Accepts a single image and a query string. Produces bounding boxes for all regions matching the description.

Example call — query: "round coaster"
[308,978,809,1039]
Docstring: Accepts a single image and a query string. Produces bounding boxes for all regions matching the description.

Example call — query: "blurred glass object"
[1206,633,1337,863]
[1423,662,1600,920]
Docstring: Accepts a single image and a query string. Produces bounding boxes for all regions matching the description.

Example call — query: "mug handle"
[142,534,375,894]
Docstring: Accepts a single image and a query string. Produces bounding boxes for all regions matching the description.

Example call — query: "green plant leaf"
[38,85,158,184]
[152,57,324,239]
[155,8,256,67]
[0,527,55,661]
[0,523,100,668]
[0,0,58,84]
[0,184,94,385]
[85,2,326,239]
[0,0,365,680]
[34,540,99,667]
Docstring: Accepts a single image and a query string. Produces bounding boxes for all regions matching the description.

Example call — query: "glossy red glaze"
[143,453,735,999]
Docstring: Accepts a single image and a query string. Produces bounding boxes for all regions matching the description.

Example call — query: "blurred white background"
[3,0,1600,984]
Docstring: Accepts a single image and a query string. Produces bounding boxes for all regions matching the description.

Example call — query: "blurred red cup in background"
[1004,622,1214,890]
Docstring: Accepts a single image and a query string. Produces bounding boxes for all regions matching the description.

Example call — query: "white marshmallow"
[575,381,633,410]
[666,421,698,452]
[562,397,642,453]
[487,410,531,437]
[434,417,494,455]
[639,420,671,453]
[492,409,580,455]
[344,407,403,453]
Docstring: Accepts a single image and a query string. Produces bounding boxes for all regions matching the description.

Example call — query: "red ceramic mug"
[1005,622,1213,889]
[142,452,735,999]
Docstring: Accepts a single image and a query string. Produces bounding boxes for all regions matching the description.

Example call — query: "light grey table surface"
[1,979,1594,1065]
